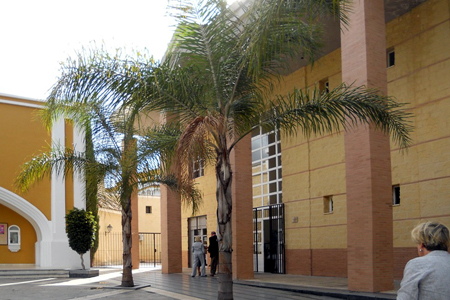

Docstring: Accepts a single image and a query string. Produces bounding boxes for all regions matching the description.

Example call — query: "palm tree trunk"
[216,150,233,300]
[121,197,134,287]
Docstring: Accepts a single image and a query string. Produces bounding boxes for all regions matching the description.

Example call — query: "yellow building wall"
[0,100,52,220]
[181,162,217,267]
[138,195,161,233]
[94,195,162,266]
[65,120,74,212]
[280,0,450,277]
[93,208,122,266]
[176,0,450,277]
[0,204,37,263]
[279,48,347,253]
[387,0,450,248]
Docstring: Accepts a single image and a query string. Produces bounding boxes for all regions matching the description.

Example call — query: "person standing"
[208,231,219,276]
[191,236,206,277]
[397,221,450,300]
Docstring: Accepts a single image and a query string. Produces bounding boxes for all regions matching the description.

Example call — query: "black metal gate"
[93,232,161,267]
[139,232,161,267]
[253,203,285,274]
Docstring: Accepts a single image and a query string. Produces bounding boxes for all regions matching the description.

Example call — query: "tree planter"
[69,269,99,278]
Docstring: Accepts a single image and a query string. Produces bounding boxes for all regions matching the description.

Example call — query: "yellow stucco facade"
[0,96,52,220]
[0,94,83,268]
[0,96,49,264]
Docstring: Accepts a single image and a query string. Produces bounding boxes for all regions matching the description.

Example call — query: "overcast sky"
[0,0,177,100]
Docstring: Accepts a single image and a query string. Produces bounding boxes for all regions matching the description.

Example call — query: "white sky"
[0,0,178,100]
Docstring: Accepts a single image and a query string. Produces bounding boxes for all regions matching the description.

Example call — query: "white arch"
[0,187,52,267]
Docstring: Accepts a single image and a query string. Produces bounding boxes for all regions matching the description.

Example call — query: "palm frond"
[16,146,88,192]
[238,0,326,81]
[47,47,156,117]
[139,123,182,170]
[262,84,413,148]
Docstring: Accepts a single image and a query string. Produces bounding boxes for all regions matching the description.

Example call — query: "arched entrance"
[0,187,52,267]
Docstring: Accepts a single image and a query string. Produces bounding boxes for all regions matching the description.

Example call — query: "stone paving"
[0,267,398,300]
[0,268,342,300]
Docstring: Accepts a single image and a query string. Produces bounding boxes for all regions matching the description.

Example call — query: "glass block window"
[251,127,282,206]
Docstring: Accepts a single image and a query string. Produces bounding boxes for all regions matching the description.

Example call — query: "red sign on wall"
[0,223,7,245]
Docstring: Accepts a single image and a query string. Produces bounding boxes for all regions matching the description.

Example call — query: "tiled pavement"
[0,266,399,300]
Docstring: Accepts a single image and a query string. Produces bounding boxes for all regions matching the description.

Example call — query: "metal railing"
[93,232,161,268]
[139,232,161,267]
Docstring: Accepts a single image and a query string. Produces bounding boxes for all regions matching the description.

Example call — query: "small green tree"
[66,208,97,270]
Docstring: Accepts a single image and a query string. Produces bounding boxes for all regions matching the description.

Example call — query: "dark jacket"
[208,235,218,257]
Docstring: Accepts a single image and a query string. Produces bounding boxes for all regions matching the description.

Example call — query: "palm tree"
[15,49,197,287]
[140,0,413,299]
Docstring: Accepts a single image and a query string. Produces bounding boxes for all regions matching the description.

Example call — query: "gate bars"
[93,232,161,268]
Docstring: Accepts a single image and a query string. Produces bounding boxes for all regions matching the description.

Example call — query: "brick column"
[341,0,394,292]
[160,185,182,273]
[231,135,254,279]
[131,190,140,270]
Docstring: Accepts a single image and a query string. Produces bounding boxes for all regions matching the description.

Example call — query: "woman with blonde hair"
[397,221,450,299]
[191,236,207,277]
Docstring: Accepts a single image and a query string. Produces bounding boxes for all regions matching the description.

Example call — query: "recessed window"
[319,78,330,94]
[146,206,152,214]
[193,158,204,178]
[8,225,20,252]
[323,196,333,214]
[392,185,400,206]
[387,49,395,67]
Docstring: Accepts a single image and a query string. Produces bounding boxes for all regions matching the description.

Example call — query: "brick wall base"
[286,247,418,280]
[312,248,347,277]
[286,249,312,275]
[182,250,189,268]
[394,247,417,280]
[286,248,347,277]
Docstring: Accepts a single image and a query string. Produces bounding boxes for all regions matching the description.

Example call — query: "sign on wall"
[0,223,7,245]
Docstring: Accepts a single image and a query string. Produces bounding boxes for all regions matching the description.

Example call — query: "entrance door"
[253,204,285,273]
[188,215,207,267]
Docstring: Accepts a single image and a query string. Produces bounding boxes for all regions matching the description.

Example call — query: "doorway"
[253,204,285,273]
[188,215,207,267]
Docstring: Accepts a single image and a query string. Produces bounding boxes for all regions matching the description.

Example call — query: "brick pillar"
[160,185,182,273]
[131,190,140,269]
[341,0,394,292]
[231,135,254,280]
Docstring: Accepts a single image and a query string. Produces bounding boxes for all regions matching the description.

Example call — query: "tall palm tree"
[15,49,197,287]
[141,0,413,299]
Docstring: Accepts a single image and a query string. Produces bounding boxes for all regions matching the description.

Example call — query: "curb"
[234,280,397,300]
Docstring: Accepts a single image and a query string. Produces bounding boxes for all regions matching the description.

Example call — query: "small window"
[319,78,329,94]
[387,49,395,67]
[146,206,152,214]
[193,158,205,178]
[8,225,21,252]
[392,185,400,206]
[323,196,333,214]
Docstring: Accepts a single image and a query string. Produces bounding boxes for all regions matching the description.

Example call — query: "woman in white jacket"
[397,221,450,300]
[191,236,207,277]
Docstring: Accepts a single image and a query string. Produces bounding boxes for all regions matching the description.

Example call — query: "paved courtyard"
[0,268,345,300]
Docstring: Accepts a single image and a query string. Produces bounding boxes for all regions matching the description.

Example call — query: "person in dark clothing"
[208,231,219,276]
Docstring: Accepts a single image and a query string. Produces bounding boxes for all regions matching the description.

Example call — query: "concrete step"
[0,269,70,278]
